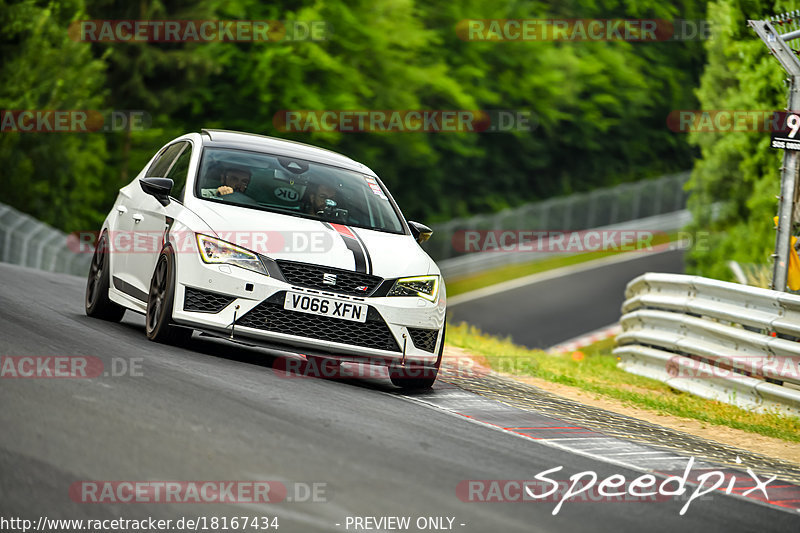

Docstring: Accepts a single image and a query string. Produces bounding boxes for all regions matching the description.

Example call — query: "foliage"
[2,0,708,233]
[0,0,108,232]
[685,0,794,280]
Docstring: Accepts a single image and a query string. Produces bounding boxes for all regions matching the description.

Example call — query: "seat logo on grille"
[323,273,337,285]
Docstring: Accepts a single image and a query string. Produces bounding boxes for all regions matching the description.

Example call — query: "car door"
[111,142,182,295]
[126,141,192,298]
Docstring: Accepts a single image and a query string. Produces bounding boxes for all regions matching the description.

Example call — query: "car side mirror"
[139,177,173,207]
[408,220,433,244]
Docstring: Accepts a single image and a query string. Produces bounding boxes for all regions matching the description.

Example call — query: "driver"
[305,182,338,215]
[201,164,252,198]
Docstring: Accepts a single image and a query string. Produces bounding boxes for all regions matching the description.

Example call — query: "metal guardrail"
[0,202,91,276]
[614,273,800,418]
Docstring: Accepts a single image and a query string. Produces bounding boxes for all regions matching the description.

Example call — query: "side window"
[146,142,186,178]
[165,144,192,202]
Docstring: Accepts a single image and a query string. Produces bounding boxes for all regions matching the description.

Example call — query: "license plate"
[283,292,368,323]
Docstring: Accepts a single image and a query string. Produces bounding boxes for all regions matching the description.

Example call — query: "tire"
[390,321,445,390]
[85,232,126,322]
[146,248,193,345]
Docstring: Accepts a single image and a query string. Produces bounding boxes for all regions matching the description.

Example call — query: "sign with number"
[771,111,800,150]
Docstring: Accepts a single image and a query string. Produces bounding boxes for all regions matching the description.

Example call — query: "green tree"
[83,0,220,187]
[1,0,716,235]
[0,0,109,232]
[685,0,788,280]
[399,0,707,219]
[190,0,479,222]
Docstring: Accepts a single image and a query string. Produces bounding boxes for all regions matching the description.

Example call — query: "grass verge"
[446,322,800,443]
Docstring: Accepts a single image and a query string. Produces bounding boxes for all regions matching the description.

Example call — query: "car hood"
[187,200,436,279]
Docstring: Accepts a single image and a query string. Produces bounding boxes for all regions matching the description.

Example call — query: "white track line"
[448,244,682,307]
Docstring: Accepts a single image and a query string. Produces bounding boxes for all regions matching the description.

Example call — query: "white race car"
[85,129,446,388]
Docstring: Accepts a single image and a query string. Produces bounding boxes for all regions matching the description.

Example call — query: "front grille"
[276,260,382,296]
[183,287,235,313]
[236,292,400,352]
[407,328,439,353]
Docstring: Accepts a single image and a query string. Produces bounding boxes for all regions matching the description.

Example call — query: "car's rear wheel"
[390,322,445,390]
[146,248,192,345]
[85,232,126,322]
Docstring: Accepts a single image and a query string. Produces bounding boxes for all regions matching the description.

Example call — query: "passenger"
[201,164,252,198]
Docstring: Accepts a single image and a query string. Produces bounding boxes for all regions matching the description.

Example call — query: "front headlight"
[196,234,268,276]
[387,275,439,302]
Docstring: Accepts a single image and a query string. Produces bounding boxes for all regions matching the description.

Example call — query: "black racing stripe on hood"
[323,222,368,273]
[349,227,373,275]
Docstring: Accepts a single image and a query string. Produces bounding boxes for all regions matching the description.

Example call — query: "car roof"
[200,129,376,176]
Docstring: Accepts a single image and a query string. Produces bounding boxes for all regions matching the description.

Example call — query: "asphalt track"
[1,263,798,532]
[447,248,686,349]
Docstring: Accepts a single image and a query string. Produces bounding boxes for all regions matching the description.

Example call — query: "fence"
[422,171,691,278]
[0,202,91,276]
[614,273,800,418]
[437,209,693,280]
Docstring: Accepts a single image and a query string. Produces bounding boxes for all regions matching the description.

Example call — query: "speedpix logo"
[457,458,777,516]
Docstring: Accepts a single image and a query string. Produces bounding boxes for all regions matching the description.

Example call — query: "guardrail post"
[749,15,800,291]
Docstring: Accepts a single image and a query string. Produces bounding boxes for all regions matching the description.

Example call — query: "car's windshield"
[194,148,405,234]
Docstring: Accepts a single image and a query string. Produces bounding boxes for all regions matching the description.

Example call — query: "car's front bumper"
[171,253,446,366]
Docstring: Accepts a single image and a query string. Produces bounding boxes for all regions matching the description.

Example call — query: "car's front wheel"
[146,248,192,345]
[85,232,126,322]
[389,362,439,390]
